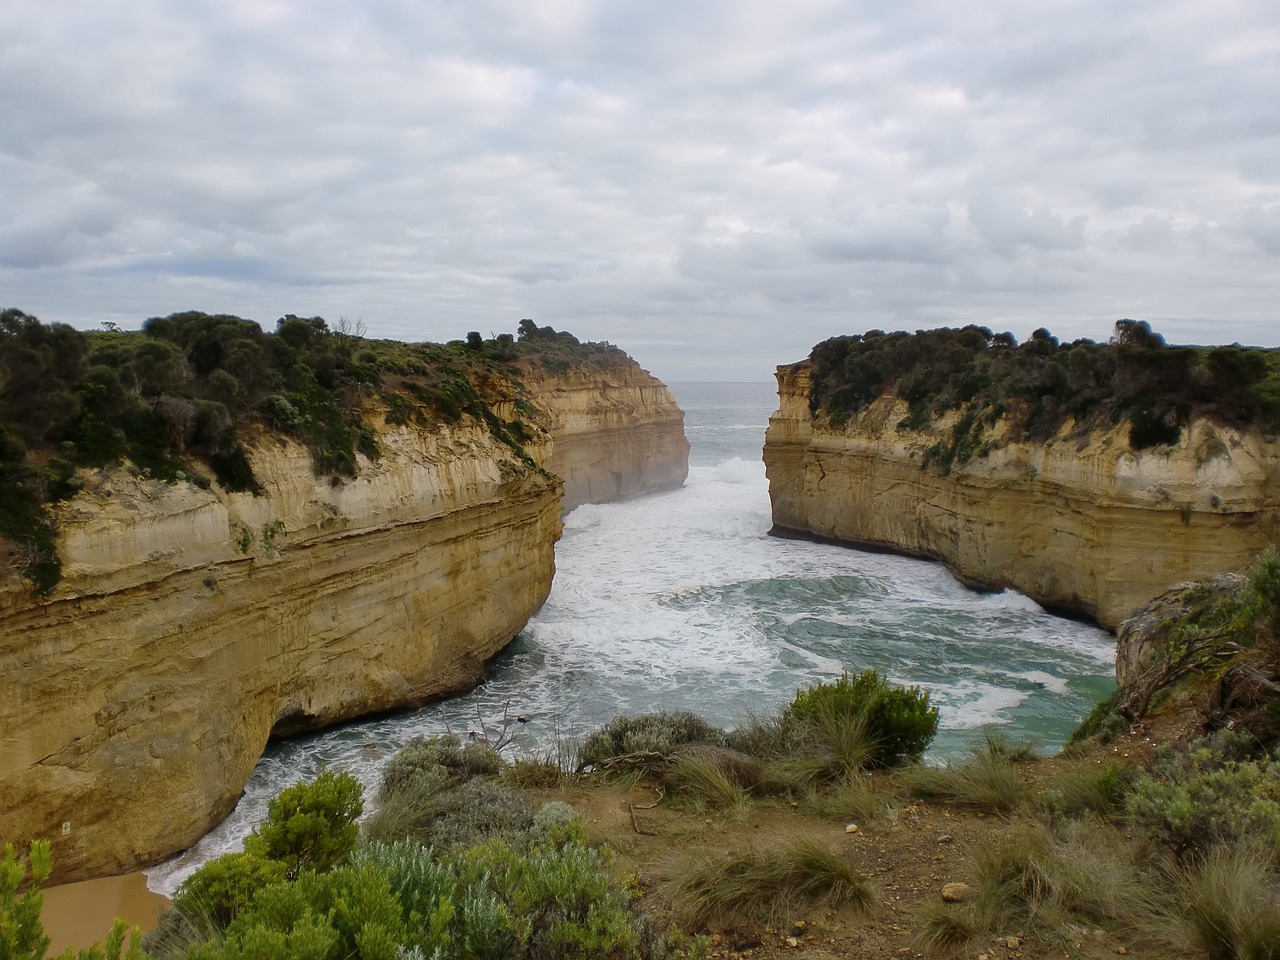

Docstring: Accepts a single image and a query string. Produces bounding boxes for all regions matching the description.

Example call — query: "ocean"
[147,380,1115,891]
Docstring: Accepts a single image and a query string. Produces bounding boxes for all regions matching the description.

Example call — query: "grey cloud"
[1,0,1278,381]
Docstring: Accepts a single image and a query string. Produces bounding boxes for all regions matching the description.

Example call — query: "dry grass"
[1156,844,1280,960]
[804,773,889,825]
[899,750,1026,814]
[972,819,1149,933]
[662,837,874,929]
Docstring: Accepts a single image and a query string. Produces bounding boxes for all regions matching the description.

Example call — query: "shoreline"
[39,872,169,954]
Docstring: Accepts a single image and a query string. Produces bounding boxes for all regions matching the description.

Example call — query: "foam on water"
[147,381,1116,893]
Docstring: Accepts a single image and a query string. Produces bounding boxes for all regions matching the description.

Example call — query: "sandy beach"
[39,872,169,954]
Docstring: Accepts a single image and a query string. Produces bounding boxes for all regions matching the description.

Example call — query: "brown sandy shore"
[39,872,169,954]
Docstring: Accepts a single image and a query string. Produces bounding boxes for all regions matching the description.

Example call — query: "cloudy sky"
[3,1,1278,381]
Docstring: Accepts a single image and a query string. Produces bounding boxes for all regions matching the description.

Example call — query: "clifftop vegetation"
[0,308,630,594]
[802,321,1280,470]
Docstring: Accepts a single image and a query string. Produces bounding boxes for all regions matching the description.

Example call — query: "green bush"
[358,832,662,960]
[578,711,726,770]
[181,864,404,960]
[244,769,363,878]
[378,733,503,798]
[172,852,287,927]
[1127,747,1280,862]
[786,670,938,769]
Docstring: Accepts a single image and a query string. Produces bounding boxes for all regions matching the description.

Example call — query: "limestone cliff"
[517,363,689,511]
[764,364,1280,630]
[0,415,563,883]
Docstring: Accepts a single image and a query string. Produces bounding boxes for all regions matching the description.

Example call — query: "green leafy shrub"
[180,863,404,960]
[1127,747,1280,862]
[358,832,663,960]
[786,670,938,769]
[578,711,726,769]
[172,852,287,927]
[244,769,363,878]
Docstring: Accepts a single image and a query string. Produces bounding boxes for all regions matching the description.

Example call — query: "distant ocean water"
[148,381,1115,892]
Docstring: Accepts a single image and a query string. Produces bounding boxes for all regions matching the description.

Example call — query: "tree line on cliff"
[0,308,624,595]
[804,320,1280,467]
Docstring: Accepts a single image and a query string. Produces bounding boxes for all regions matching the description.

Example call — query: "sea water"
[148,381,1115,891]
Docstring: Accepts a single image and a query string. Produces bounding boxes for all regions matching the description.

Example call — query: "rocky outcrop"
[764,364,1280,629]
[518,363,689,511]
[0,415,563,883]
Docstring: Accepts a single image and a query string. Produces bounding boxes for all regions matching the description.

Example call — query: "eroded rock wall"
[764,364,1280,629]
[0,418,562,882]
[520,364,689,511]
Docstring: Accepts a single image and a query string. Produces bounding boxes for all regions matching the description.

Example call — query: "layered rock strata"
[764,364,1280,629]
[0,418,562,882]
[519,364,689,511]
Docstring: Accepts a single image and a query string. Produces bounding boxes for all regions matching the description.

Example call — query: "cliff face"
[518,363,689,511]
[764,364,1280,629]
[0,416,562,882]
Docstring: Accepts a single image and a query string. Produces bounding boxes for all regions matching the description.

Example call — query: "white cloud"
[2,0,1278,380]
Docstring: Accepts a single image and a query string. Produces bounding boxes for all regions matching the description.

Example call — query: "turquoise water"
[149,381,1115,891]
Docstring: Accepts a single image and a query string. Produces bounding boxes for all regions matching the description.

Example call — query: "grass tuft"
[805,773,888,825]
[913,901,976,956]
[1159,844,1280,960]
[663,838,873,928]
[899,750,1025,814]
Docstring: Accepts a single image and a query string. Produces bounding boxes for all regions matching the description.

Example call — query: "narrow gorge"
[0,314,687,883]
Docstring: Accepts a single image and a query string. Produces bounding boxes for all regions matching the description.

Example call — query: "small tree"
[244,769,363,879]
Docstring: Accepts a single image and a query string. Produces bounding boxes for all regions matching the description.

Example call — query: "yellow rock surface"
[520,363,689,510]
[764,364,1280,629]
[0,417,561,882]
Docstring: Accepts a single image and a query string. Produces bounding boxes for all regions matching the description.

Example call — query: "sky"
[2,1,1278,382]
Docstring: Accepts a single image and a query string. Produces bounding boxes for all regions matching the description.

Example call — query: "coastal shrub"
[172,851,287,927]
[662,838,873,928]
[414,779,535,853]
[803,323,1280,464]
[577,711,726,770]
[1126,746,1280,862]
[786,670,938,769]
[180,863,404,960]
[244,769,363,878]
[379,733,502,797]
[368,751,533,852]
[358,832,663,960]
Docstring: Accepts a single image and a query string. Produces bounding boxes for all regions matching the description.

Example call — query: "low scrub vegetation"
[803,320,1280,472]
[21,647,1280,959]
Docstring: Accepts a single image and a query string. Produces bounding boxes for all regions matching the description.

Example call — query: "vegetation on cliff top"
[802,320,1280,472]
[0,308,630,594]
